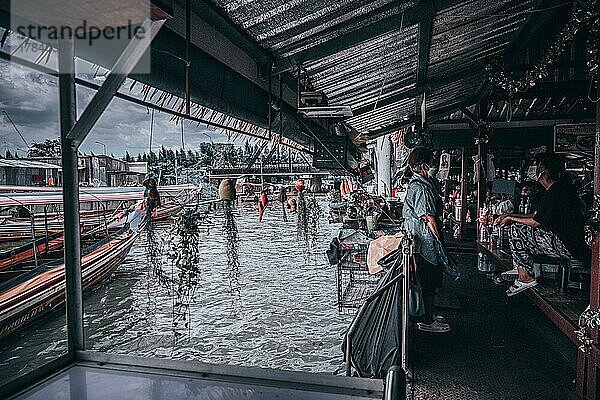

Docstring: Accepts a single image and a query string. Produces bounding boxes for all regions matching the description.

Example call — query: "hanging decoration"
[587,0,600,76]
[165,209,209,340]
[296,179,323,251]
[258,189,269,222]
[218,179,240,299]
[486,0,599,95]
[576,306,600,354]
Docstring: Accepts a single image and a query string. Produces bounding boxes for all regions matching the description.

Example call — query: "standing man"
[495,153,589,296]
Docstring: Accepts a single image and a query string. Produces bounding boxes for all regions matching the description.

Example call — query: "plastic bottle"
[519,198,525,214]
[480,225,488,242]
[478,252,491,272]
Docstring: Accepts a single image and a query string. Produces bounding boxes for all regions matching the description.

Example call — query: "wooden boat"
[0,231,65,272]
[151,202,184,221]
[0,213,144,339]
[0,209,117,243]
[109,200,184,225]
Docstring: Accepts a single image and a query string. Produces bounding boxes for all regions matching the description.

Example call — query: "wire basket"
[336,245,382,313]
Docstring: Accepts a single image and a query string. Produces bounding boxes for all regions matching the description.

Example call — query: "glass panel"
[0,54,68,385]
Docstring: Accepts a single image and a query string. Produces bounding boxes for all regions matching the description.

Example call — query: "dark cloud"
[0,60,248,157]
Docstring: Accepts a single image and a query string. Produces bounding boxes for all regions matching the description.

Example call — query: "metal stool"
[532,255,589,293]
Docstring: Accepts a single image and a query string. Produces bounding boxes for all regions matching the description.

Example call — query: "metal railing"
[343,234,413,399]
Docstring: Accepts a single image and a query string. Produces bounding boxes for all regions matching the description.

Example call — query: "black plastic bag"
[342,252,404,378]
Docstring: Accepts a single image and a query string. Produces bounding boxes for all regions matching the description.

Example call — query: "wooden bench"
[477,241,588,344]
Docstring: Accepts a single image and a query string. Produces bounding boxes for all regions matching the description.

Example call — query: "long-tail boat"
[0,210,145,339]
[0,231,65,272]
[150,201,185,221]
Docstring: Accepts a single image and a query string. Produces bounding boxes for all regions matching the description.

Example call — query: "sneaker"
[500,268,519,280]
[417,320,450,333]
[492,274,505,286]
[434,315,446,323]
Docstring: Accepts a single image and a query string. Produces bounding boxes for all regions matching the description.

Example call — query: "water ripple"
[0,200,354,382]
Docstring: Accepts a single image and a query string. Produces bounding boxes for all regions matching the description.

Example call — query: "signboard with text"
[554,123,595,153]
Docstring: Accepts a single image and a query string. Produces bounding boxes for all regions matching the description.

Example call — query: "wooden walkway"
[477,241,588,345]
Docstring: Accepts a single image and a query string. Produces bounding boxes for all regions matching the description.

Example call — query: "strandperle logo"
[15,20,147,46]
[9,0,153,74]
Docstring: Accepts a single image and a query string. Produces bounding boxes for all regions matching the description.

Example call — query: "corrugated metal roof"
[0,159,59,169]
[207,0,545,137]
[211,0,418,57]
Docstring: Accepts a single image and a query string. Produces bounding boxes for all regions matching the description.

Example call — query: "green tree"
[28,138,61,157]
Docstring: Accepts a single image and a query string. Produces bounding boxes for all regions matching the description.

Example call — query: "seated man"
[495,153,589,296]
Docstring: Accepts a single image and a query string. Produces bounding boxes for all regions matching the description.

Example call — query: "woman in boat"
[143,178,161,216]
[402,147,450,334]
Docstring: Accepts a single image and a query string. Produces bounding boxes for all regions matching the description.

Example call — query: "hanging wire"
[149,108,155,153]
[588,72,599,103]
[181,120,185,149]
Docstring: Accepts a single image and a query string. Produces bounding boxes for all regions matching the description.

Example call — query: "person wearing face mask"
[494,153,588,296]
[402,147,449,333]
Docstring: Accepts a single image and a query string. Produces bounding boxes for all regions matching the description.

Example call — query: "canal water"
[0,200,354,384]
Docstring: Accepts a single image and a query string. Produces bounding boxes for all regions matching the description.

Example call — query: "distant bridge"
[207,164,329,178]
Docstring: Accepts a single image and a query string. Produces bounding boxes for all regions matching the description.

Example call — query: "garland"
[486,0,599,95]
[587,0,600,75]
[576,307,600,354]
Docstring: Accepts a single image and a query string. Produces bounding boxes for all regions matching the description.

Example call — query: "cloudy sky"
[0,59,242,158]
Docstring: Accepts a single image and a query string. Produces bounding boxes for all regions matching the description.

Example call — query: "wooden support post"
[476,101,488,211]
[459,147,469,240]
[577,86,600,400]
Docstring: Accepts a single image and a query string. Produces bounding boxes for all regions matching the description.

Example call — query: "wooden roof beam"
[492,80,590,100]
[504,0,567,63]
[351,67,478,117]
[367,98,469,139]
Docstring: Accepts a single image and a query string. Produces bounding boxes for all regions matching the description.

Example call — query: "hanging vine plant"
[296,179,308,241]
[295,179,323,252]
[219,179,241,300]
[305,194,323,250]
[165,209,209,340]
[145,221,171,289]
